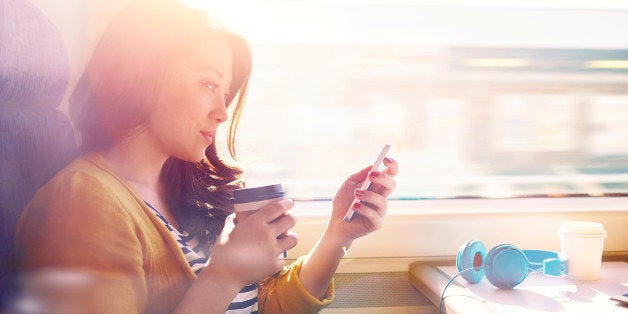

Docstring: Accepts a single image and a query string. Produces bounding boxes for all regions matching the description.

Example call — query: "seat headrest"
[0,0,69,110]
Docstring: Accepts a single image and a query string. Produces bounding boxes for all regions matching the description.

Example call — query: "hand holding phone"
[343,144,391,222]
[611,293,628,306]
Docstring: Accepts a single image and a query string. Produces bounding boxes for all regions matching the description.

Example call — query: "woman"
[13,0,398,313]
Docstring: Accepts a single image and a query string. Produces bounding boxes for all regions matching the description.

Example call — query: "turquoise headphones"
[456,238,568,289]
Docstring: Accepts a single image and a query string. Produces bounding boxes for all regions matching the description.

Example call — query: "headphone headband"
[523,250,567,276]
[457,239,568,289]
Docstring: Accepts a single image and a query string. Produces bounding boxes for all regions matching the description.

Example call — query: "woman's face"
[147,32,233,162]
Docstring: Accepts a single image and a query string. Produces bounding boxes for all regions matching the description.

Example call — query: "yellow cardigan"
[14,153,333,313]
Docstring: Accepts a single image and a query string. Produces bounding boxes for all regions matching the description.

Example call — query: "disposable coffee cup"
[231,184,287,220]
[557,221,607,280]
[231,184,288,258]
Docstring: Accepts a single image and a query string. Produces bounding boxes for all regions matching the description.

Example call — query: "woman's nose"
[212,93,229,123]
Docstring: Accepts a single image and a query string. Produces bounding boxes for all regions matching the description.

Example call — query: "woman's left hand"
[328,156,398,245]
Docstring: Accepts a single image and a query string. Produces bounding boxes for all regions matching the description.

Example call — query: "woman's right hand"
[203,199,298,289]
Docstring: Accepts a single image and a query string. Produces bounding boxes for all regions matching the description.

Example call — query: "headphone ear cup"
[484,244,529,289]
[456,239,486,284]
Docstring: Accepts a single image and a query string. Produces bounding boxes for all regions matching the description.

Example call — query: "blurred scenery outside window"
[209,0,628,200]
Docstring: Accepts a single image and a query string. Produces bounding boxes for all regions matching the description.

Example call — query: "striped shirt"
[146,202,258,313]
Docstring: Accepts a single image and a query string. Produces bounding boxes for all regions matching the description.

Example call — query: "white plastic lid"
[558,221,606,236]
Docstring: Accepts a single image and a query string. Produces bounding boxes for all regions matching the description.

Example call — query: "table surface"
[409,261,628,314]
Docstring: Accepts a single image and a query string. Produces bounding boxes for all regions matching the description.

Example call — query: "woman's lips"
[200,130,213,145]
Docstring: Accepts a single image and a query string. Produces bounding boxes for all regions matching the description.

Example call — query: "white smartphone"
[343,144,391,222]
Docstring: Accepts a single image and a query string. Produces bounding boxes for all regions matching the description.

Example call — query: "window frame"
[288,197,628,264]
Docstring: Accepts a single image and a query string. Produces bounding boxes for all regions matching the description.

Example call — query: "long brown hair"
[70,0,252,244]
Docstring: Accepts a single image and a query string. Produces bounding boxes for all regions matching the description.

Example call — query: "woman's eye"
[200,80,219,91]
[201,81,229,103]
[206,83,218,91]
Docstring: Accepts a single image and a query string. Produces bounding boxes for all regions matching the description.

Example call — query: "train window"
[40,0,628,202]
[203,1,628,201]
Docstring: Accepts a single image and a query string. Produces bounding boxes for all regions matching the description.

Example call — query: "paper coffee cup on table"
[557,221,607,280]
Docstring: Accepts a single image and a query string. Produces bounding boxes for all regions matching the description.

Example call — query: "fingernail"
[353,202,361,209]
[370,171,380,178]
[384,157,393,164]
[354,189,366,197]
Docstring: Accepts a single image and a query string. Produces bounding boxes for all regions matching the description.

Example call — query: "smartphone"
[343,144,391,222]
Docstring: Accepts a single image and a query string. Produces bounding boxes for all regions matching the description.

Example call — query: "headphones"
[456,238,568,289]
